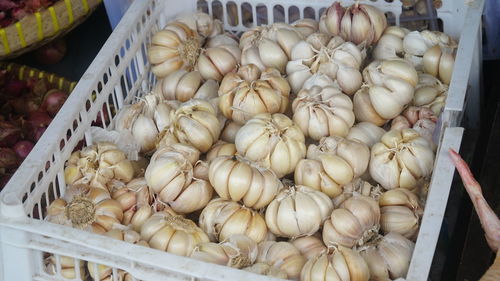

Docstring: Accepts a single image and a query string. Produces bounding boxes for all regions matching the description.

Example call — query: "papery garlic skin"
[319,2,387,46]
[176,12,223,38]
[370,129,435,190]
[346,122,386,148]
[140,212,209,256]
[291,235,327,260]
[235,113,306,177]
[199,198,268,243]
[206,141,237,161]
[379,188,422,240]
[148,22,202,78]
[323,195,380,248]
[292,18,319,37]
[209,155,282,209]
[300,246,370,281]
[373,26,410,60]
[240,23,304,73]
[332,178,382,207]
[265,185,333,238]
[256,241,306,279]
[292,85,355,140]
[359,232,415,281]
[412,73,448,116]
[109,178,152,226]
[391,106,437,146]
[154,70,218,102]
[196,36,241,82]
[219,64,290,124]
[243,263,288,279]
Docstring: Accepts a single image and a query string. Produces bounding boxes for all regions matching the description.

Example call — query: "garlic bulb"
[154,70,218,102]
[323,195,380,248]
[332,178,382,207]
[346,122,386,148]
[209,155,282,209]
[190,234,258,268]
[359,232,415,281]
[148,22,202,78]
[240,23,304,73]
[357,59,418,124]
[161,99,221,153]
[196,35,241,82]
[292,85,355,140]
[140,212,209,256]
[206,141,237,161]
[423,45,455,84]
[391,106,437,145]
[373,26,410,60]
[370,129,435,190]
[199,198,268,243]
[403,30,456,71]
[412,73,448,115]
[292,18,319,37]
[145,146,213,213]
[244,263,288,279]
[114,94,177,153]
[291,235,327,260]
[176,12,223,38]
[295,136,370,198]
[235,113,306,177]
[266,185,333,238]
[319,2,387,46]
[256,241,307,279]
[127,204,178,233]
[45,255,86,279]
[221,121,242,143]
[219,64,290,124]
[109,178,152,226]
[379,188,422,240]
[300,246,370,281]
[46,184,123,234]
[64,142,134,189]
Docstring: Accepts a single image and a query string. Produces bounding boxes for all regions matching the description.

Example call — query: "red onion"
[28,111,52,128]
[0,148,19,169]
[0,121,21,146]
[13,140,34,159]
[4,79,26,97]
[35,39,67,65]
[9,96,41,115]
[41,89,67,116]
[33,127,47,142]
[0,172,13,190]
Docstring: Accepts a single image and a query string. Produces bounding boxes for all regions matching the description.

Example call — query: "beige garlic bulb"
[373,26,410,60]
[256,241,307,279]
[359,232,415,281]
[300,246,370,281]
[199,198,268,243]
[148,22,202,78]
[412,73,448,115]
[160,99,221,153]
[319,2,387,46]
[356,59,418,125]
[292,85,355,140]
[323,194,380,248]
[206,141,237,161]
[109,178,152,226]
[423,45,455,84]
[240,23,304,73]
[64,142,135,190]
[332,179,381,207]
[190,234,258,268]
[295,136,370,198]
[379,188,422,240]
[196,34,241,82]
[218,64,290,124]
[221,121,242,143]
[127,203,178,233]
[154,70,218,102]
[140,212,209,256]
[46,184,123,234]
[176,12,223,38]
[145,146,212,213]
[391,106,437,146]
[209,155,282,209]
[266,185,333,238]
[403,30,456,72]
[287,33,365,95]
[292,18,319,37]
[235,113,306,177]
[346,122,386,148]
[370,129,434,190]
[291,235,327,260]
[45,255,86,279]
[113,94,178,153]
[244,263,288,279]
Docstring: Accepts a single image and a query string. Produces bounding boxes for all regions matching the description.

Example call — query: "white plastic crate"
[0,0,483,280]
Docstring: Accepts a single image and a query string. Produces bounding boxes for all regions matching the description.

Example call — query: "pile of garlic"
[45,2,459,280]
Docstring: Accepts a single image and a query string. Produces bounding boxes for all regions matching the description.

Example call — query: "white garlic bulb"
[154,70,218,102]
[292,85,355,140]
[176,12,223,38]
[319,2,387,46]
[379,188,422,240]
[403,30,456,72]
[45,255,86,279]
[196,34,241,82]
[423,45,455,85]
[291,235,327,260]
[109,178,152,226]
[292,18,319,37]
[370,129,434,190]
[235,113,306,178]
[206,141,237,161]
[373,26,410,60]
[346,122,386,148]
[256,241,306,279]
[412,73,448,116]
[148,22,202,78]
[391,106,437,146]
[243,263,288,279]
[209,155,282,209]
[323,195,380,248]
[240,23,304,73]
[332,178,382,207]
[359,232,415,281]
[300,246,370,281]
[266,185,333,238]
[199,198,268,243]
[219,64,290,124]
[220,121,242,143]
[295,136,370,198]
